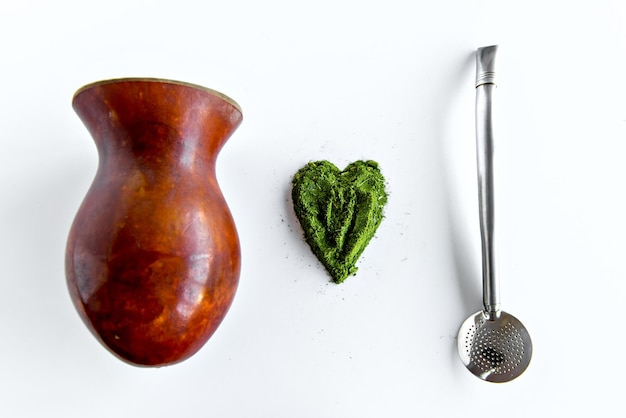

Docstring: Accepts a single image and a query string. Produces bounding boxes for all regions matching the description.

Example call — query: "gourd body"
[66,79,242,366]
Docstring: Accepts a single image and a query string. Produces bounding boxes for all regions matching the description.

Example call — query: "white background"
[1,1,625,416]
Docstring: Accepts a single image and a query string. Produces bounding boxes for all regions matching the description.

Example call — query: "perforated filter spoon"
[457,46,532,383]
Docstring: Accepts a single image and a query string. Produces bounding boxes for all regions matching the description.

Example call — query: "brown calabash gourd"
[66,79,242,366]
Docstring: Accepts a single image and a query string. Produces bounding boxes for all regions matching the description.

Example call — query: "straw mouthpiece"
[476,45,498,87]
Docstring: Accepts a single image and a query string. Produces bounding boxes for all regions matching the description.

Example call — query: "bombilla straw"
[475,45,499,319]
[457,45,532,383]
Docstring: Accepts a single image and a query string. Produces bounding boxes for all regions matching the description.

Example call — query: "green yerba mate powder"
[291,160,388,283]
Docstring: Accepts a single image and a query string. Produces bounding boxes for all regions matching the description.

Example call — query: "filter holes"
[466,320,526,375]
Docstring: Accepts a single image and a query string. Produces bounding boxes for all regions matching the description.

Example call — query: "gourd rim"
[73,78,242,114]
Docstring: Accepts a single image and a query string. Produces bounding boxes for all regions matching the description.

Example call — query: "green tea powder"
[291,160,388,284]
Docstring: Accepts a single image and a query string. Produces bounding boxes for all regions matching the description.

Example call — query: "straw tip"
[476,45,499,87]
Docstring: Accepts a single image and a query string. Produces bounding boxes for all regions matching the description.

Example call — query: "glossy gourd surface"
[66,79,242,366]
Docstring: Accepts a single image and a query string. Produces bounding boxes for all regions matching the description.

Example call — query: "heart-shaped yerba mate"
[292,160,388,283]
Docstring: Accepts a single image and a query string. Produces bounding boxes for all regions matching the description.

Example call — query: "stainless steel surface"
[458,311,532,383]
[475,45,499,318]
[457,45,532,383]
